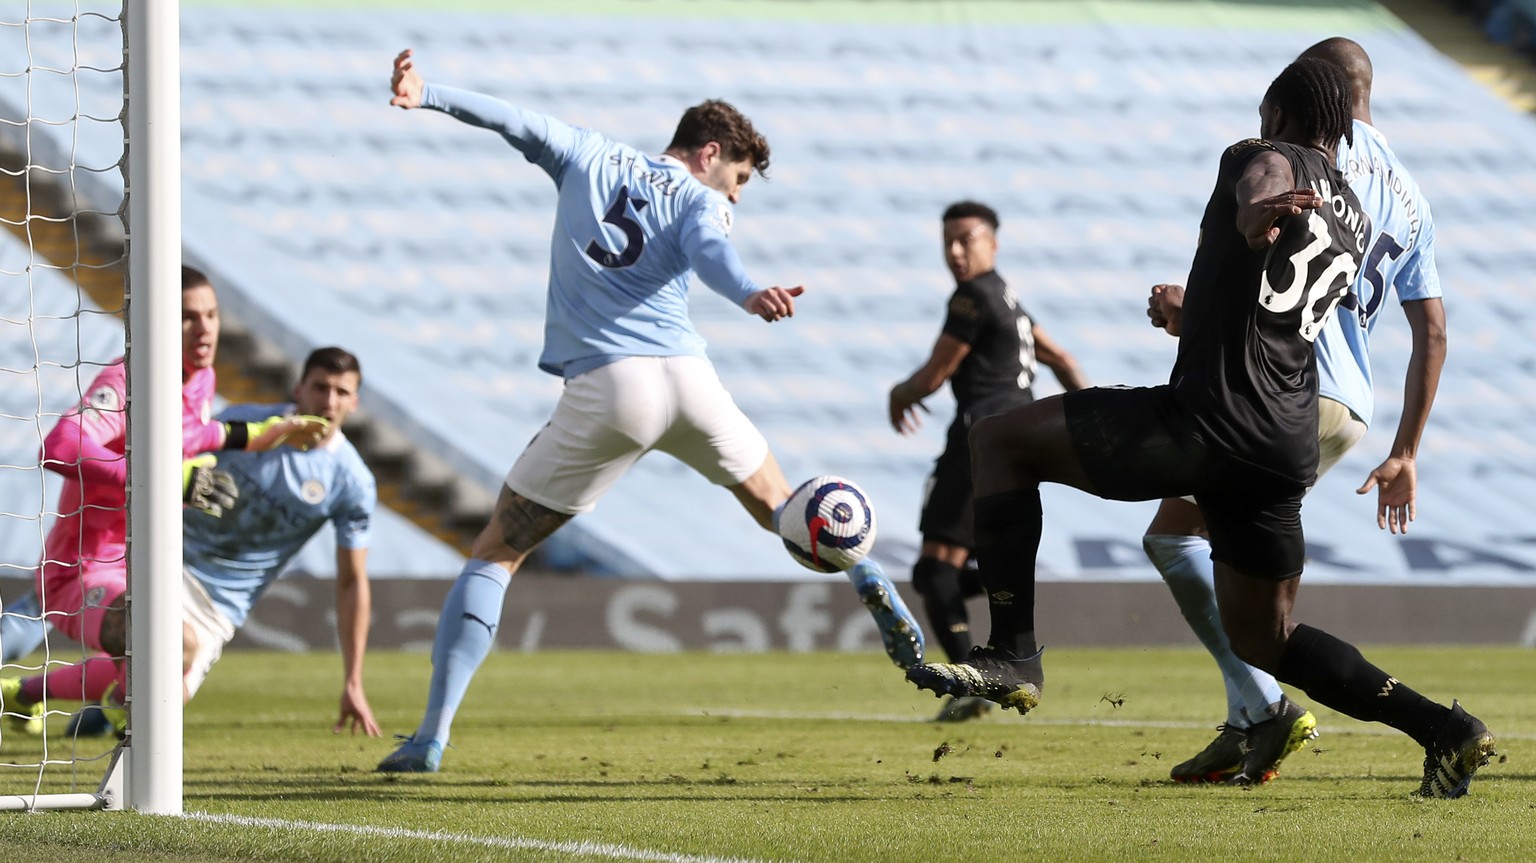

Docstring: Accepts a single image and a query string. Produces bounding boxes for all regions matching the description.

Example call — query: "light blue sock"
[1,590,49,663]
[415,559,511,746]
[1144,535,1284,727]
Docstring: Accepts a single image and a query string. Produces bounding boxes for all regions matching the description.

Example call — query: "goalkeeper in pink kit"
[0,266,325,739]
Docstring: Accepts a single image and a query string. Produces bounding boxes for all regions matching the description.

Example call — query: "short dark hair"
[1264,56,1354,148]
[667,99,771,178]
[300,346,362,386]
[182,265,212,292]
[942,201,999,231]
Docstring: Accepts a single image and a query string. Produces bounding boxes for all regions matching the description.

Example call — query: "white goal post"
[0,0,181,814]
[124,0,184,816]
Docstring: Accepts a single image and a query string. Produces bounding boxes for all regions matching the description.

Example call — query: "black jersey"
[941,270,1036,418]
[1171,139,1369,485]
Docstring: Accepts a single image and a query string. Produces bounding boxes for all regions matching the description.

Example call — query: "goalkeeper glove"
[183,454,239,517]
[223,414,330,452]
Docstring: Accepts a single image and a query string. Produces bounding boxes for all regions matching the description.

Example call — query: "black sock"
[1277,623,1450,748]
[974,489,1041,659]
[912,557,972,662]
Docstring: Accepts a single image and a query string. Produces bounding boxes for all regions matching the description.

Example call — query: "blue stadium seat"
[4,4,1532,583]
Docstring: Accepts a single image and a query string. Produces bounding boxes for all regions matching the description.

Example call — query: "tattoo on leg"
[495,490,570,553]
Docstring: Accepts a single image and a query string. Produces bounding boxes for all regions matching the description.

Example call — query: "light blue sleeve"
[1395,208,1443,303]
[680,201,760,309]
[333,463,375,551]
[420,83,581,177]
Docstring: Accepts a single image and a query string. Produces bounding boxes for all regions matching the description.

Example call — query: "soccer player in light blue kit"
[1142,38,1449,786]
[377,49,924,773]
[182,347,381,735]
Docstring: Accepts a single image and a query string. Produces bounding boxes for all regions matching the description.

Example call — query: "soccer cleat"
[1418,700,1496,799]
[0,677,44,737]
[376,735,443,773]
[848,564,925,668]
[92,681,128,740]
[933,695,994,723]
[1226,696,1317,786]
[65,703,116,738]
[98,703,128,740]
[905,645,1044,713]
[1170,724,1248,783]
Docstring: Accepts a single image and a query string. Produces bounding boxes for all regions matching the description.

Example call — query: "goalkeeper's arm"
[222,415,329,452]
[183,454,238,518]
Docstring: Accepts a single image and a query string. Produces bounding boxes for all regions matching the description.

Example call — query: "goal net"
[0,0,181,813]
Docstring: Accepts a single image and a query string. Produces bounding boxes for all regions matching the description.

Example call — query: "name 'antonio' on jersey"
[1172,139,1370,485]
[421,84,762,379]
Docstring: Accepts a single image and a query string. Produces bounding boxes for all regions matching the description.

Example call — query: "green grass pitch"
[2,646,1532,862]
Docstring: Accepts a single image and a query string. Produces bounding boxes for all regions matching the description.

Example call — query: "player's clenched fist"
[1147,283,1185,336]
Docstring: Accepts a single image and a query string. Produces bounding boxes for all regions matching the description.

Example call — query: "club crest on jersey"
[301,479,326,504]
[85,586,106,607]
[86,386,121,412]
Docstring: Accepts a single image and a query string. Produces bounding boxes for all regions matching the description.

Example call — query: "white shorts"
[1315,396,1367,477]
[506,355,770,514]
[182,569,236,699]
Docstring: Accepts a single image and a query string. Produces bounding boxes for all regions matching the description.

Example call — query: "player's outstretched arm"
[224,415,330,452]
[1234,151,1319,249]
[1033,325,1089,392]
[389,48,424,109]
[744,286,805,322]
[1355,297,1447,534]
[889,334,970,435]
[333,546,381,736]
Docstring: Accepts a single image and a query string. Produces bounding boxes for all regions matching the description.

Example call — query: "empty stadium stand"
[4,0,1534,586]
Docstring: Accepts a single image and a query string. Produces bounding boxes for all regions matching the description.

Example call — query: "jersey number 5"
[586,185,649,269]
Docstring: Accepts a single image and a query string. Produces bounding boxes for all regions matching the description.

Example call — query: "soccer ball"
[778,475,877,572]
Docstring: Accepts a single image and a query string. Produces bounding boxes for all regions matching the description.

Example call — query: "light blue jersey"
[1315,119,1443,427]
[184,403,376,626]
[423,84,761,379]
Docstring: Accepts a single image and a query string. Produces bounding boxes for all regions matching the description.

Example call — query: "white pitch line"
[184,812,792,863]
[681,707,1536,741]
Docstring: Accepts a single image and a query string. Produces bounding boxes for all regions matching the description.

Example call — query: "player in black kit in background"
[906,57,1495,797]
[888,201,1086,722]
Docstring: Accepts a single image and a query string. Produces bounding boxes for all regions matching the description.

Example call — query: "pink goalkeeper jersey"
[40,362,222,583]
[41,361,129,581]
[182,366,222,455]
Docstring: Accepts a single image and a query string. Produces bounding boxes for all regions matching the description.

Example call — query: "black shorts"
[918,418,976,549]
[1063,385,1308,580]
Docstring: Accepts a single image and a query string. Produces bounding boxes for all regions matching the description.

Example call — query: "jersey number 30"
[586,185,649,269]
[1257,209,1359,343]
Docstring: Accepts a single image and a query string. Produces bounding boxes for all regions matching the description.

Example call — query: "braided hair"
[1263,56,1354,148]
